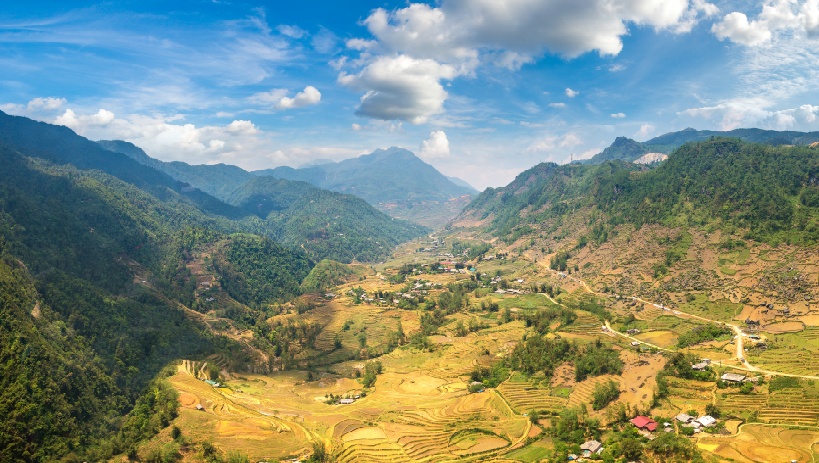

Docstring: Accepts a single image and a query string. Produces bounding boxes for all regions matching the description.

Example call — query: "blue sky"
[2,0,818,189]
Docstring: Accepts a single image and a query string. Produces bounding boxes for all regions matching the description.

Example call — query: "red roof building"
[630,415,658,432]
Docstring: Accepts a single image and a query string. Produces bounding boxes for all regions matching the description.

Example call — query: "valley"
[146,224,819,462]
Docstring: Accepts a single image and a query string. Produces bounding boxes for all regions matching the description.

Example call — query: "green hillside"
[461,138,819,246]
[100,140,427,263]
[584,128,819,164]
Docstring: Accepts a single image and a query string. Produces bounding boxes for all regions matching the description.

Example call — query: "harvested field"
[764,321,805,333]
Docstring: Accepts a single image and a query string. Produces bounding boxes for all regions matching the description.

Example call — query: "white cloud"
[611,112,626,118]
[636,124,656,138]
[275,86,321,110]
[27,97,67,111]
[565,88,580,98]
[549,102,567,109]
[525,132,583,153]
[713,0,819,45]
[608,63,627,72]
[419,130,451,159]
[680,99,819,130]
[55,108,116,128]
[340,0,716,122]
[339,55,458,123]
[276,24,306,39]
[712,12,772,45]
[351,123,362,131]
[361,1,717,60]
[248,86,321,110]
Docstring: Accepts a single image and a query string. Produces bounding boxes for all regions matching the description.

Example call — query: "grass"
[504,440,552,462]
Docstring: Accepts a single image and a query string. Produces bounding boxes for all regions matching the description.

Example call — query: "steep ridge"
[254,147,476,227]
[584,127,819,164]
[457,138,819,246]
[100,140,427,262]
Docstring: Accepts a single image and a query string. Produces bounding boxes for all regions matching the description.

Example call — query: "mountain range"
[583,127,819,164]
[4,107,819,462]
[254,147,477,228]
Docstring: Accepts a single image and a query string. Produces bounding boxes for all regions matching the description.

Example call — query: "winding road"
[541,267,819,380]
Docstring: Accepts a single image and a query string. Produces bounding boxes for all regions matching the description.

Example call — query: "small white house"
[696,415,717,428]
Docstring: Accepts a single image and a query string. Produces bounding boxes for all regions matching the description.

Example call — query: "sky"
[2,0,819,190]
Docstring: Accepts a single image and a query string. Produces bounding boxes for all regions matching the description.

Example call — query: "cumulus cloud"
[712,12,772,45]
[361,0,718,60]
[340,0,716,122]
[680,99,819,130]
[419,130,451,159]
[611,112,626,118]
[249,86,321,110]
[636,124,656,138]
[565,88,580,98]
[339,55,457,123]
[276,86,321,110]
[713,0,819,45]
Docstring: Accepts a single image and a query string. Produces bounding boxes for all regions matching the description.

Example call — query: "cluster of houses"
[675,413,717,432]
[629,413,719,436]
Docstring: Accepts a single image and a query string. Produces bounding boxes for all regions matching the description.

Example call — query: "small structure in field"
[675,413,694,423]
[721,373,746,383]
[696,415,717,428]
[580,440,603,457]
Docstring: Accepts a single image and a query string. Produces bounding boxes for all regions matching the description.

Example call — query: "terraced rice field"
[719,392,767,417]
[751,349,819,376]
[661,377,714,414]
[568,375,618,407]
[758,389,819,427]
[558,312,603,334]
[646,315,703,337]
[497,379,568,414]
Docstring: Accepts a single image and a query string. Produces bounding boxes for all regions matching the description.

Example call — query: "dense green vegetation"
[300,259,356,293]
[0,113,387,461]
[591,379,620,410]
[505,336,622,381]
[676,324,732,348]
[463,138,819,246]
[102,139,428,262]
[214,234,312,306]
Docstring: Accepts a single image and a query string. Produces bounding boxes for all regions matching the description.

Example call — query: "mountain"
[0,138,313,461]
[98,140,426,263]
[446,175,479,193]
[584,128,819,164]
[456,138,819,246]
[585,136,648,164]
[253,147,476,228]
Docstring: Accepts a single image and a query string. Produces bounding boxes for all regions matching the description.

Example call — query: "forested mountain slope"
[99,139,426,262]
[458,138,819,246]
[583,127,819,164]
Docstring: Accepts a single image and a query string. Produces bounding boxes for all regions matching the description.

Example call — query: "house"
[195,403,204,411]
[580,440,603,457]
[675,413,694,423]
[631,341,641,346]
[696,415,717,427]
[630,416,658,432]
[691,361,710,371]
[626,328,641,335]
[721,373,747,383]
[339,398,355,405]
